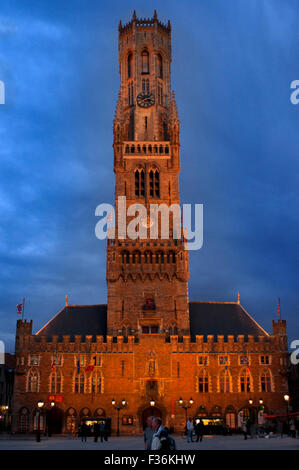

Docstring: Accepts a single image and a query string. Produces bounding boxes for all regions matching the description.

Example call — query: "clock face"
[137,92,155,108]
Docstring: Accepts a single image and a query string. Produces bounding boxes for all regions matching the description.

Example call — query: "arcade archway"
[141,406,162,430]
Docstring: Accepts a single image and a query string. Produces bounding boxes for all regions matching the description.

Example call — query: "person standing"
[94,422,100,442]
[195,419,204,442]
[144,416,154,450]
[186,418,194,443]
[99,421,106,442]
[80,422,88,442]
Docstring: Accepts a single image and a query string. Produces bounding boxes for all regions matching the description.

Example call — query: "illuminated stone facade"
[12,12,289,435]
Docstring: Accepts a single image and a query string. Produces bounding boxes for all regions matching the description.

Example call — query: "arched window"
[157,54,163,78]
[135,169,145,197]
[239,369,252,393]
[142,50,149,74]
[50,370,62,394]
[260,369,272,392]
[28,371,39,392]
[198,369,209,393]
[128,53,133,78]
[149,169,160,198]
[219,369,231,393]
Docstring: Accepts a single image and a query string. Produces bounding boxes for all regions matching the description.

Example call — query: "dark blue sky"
[0,0,298,352]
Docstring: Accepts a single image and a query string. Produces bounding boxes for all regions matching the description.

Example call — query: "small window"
[239,356,249,365]
[29,355,39,366]
[219,356,229,365]
[198,356,208,366]
[260,355,270,365]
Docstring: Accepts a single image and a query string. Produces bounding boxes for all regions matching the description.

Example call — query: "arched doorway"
[142,406,162,430]
[46,406,64,434]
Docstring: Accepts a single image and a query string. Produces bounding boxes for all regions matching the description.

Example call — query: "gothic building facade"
[12,12,289,435]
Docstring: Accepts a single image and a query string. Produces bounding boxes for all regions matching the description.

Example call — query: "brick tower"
[106,11,189,337]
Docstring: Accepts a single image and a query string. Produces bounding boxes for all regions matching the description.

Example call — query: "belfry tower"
[106,11,189,336]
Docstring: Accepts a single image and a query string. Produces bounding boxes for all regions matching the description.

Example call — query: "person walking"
[151,417,167,450]
[290,419,296,438]
[241,419,248,440]
[186,418,194,443]
[144,416,154,450]
[195,419,204,442]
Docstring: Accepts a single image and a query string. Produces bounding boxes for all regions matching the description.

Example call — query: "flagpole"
[22,297,25,321]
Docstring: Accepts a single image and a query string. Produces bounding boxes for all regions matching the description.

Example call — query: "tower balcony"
[123,141,171,159]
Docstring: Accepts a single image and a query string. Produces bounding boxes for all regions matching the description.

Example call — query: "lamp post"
[177,397,194,423]
[284,394,290,429]
[111,398,127,436]
[36,400,44,442]
[150,399,155,407]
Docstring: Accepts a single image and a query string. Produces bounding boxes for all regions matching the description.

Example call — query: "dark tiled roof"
[35,301,268,340]
[35,305,107,340]
[189,301,268,338]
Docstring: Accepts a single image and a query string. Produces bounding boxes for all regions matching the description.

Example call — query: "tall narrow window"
[28,371,39,392]
[260,370,272,392]
[142,79,149,92]
[128,81,134,106]
[142,50,149,74]
[149,169,160,197]
[135,169,145,197]
[128,53,133,78]
[198,370,209,393]
[240,370,251,392]
[157,54,163,78]
[158,83,163,105]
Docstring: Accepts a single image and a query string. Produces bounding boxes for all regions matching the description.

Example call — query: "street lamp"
[150,399,155,407]
[177,397,194,423]
[111,398,127,436]
[36,400,44,442]
[284,394,290,428]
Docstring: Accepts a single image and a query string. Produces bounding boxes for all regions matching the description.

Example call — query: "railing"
[123,141,170,157]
